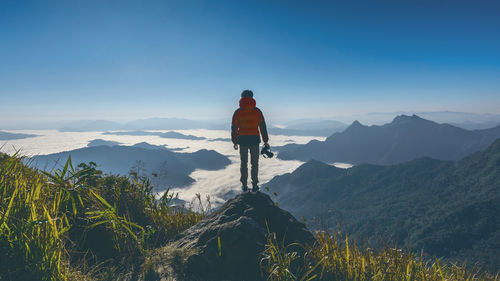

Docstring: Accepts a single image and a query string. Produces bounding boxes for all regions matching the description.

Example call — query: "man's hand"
[233,144,238,150]
[264,142,270,149]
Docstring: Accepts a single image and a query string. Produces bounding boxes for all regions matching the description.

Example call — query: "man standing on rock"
[231,89,269,192]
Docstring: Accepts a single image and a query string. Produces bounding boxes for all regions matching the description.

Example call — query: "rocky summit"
[151,191,315,281]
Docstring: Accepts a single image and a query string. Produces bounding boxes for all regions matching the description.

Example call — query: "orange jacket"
[231,97,269,146]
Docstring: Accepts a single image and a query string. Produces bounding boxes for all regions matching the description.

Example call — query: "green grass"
[0,153,204,280]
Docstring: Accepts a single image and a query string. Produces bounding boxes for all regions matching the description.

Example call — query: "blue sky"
[1,0,499,124]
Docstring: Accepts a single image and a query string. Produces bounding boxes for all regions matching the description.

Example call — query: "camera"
[261,144,274,158]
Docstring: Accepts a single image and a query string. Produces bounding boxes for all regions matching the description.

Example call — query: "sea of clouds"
[1,129,350,207]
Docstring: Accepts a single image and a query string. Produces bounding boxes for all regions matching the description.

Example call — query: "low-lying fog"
[0,129,351,206]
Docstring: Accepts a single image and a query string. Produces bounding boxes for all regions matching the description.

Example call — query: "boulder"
[169,191,315,281]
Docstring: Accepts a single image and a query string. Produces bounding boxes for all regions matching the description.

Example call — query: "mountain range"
[356,111,500,128]
[30,141,231,189]
[277,114,500,165]
[58,118,348,137]
[265,138,500,271]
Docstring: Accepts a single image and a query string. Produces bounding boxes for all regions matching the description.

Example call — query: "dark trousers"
[239,145,259,186]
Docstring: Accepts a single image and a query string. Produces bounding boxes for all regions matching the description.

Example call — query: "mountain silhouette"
[277,114,500,165]
[86,139,122,147]
[0,131,37,140]
[30,143,230,189]
[123,117,226,130]
[265,138,500,271]
[58,118,226,132]
[269,119,348,137]
[103,130,207,140]
[207,137,231,142]
[59,120,123,132]
[450,120,500,130]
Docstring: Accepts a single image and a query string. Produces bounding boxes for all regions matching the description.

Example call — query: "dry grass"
[262,229,499,281]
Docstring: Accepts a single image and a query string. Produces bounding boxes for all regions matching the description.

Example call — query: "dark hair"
[241,89,253,98]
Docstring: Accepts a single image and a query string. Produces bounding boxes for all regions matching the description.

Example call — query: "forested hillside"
[267,138,500,271]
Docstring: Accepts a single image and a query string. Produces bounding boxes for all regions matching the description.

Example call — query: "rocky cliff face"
[149,192,315,281]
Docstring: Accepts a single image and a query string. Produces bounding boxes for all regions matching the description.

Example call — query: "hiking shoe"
[251,184,259,192]
[242,185,249,192]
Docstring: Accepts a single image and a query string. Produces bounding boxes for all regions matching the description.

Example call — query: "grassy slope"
[1,152,497,280]
[0,153,203,280]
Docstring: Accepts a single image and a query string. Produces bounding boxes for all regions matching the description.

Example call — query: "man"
[231,89,269,192]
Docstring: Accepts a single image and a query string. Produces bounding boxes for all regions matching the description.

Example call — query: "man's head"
[241,89,253,98]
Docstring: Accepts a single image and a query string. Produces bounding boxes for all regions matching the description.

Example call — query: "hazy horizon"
[2,110,500,131]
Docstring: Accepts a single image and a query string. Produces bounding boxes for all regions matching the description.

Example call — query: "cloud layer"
[1,129,328,206]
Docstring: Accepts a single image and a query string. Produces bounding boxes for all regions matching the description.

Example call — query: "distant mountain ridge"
[265,138,500,271]
[103,130,206,140]
[357,111,500,127]
[30,143,231,189]
[123,118,227,130]
[57,118,226,132]
[86,139,122,147]
[449,120,500,130]
[269,119,348,137]
[277,114,500,165]
[56,117,349,137]
[0,131,37,140]
[59,120,123,132]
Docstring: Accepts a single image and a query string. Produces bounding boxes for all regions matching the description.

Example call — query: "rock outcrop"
[157,191,315,281]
